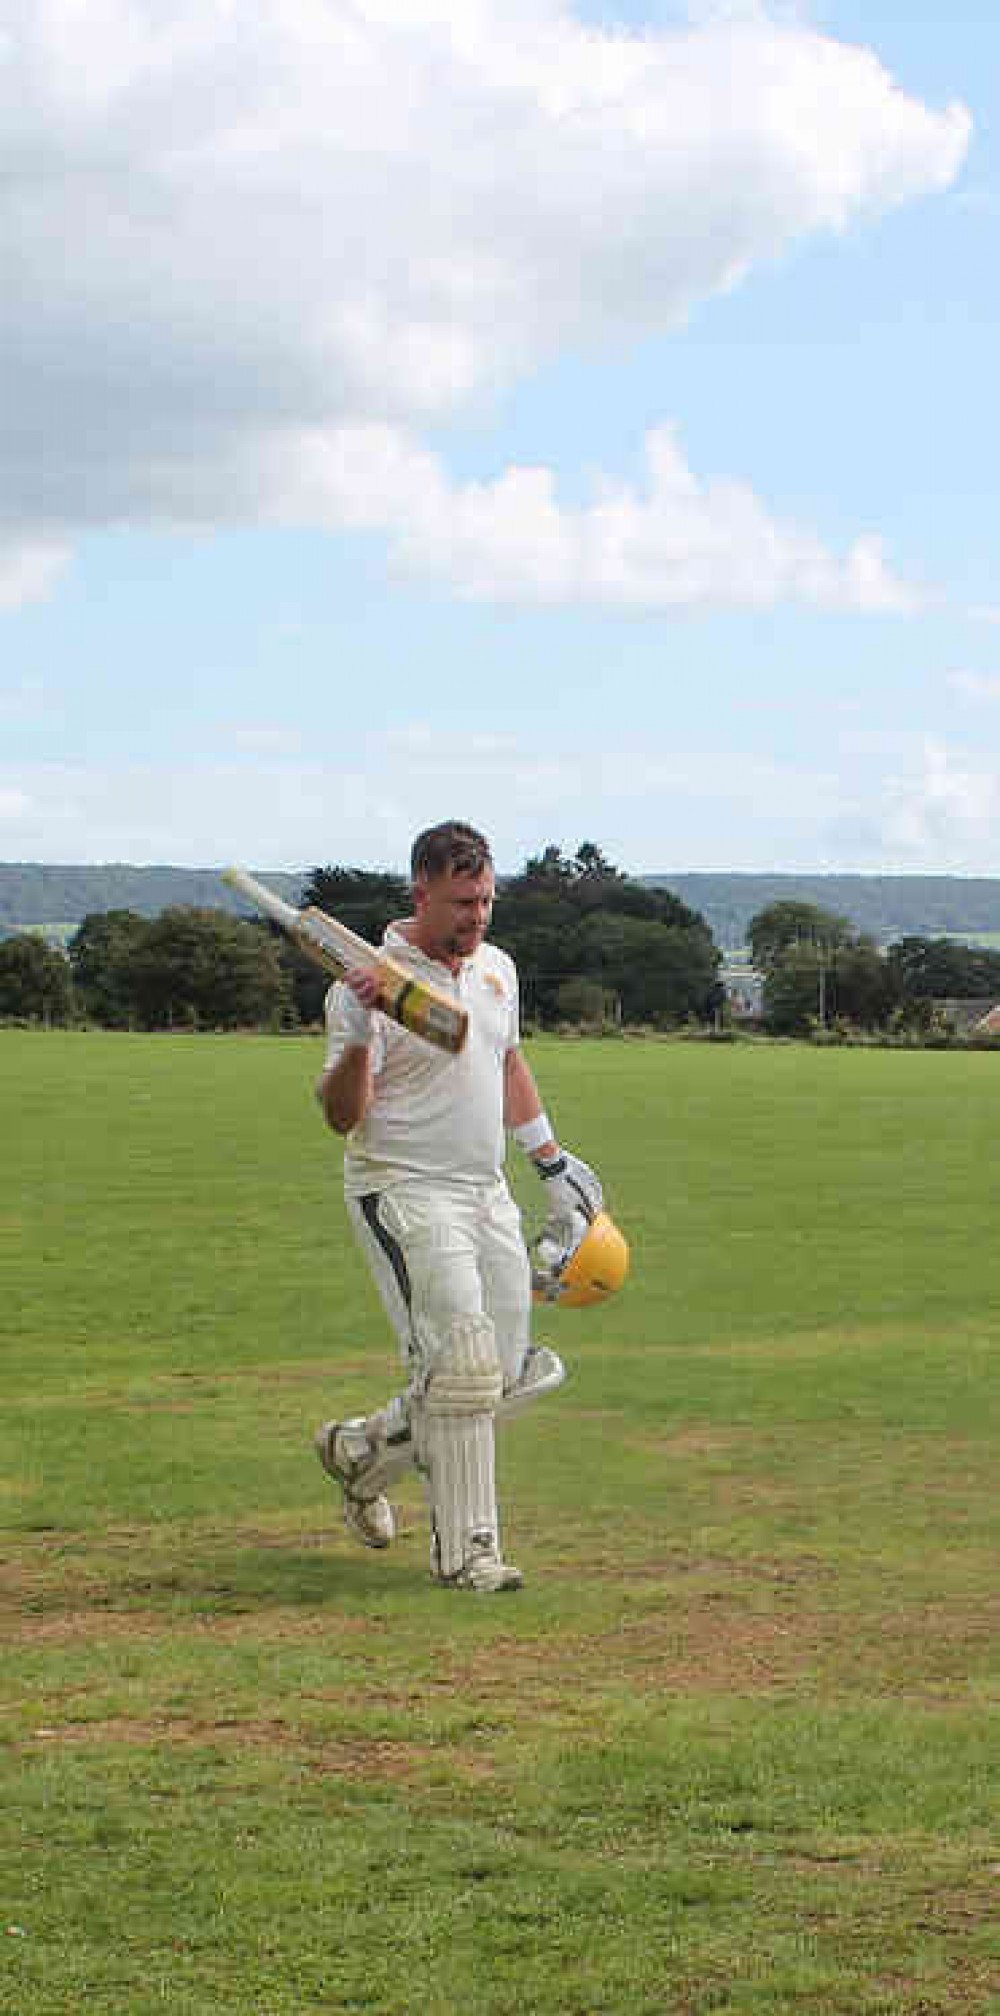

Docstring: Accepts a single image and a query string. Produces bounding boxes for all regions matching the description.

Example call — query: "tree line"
[4,873,1000,1036]
[0,908,292,1030]
[749,900,1000,1036]
[0,846,721,1031]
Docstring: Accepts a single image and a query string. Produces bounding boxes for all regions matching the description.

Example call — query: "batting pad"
[348,1342,566,1506]
[415,1316,504,1582]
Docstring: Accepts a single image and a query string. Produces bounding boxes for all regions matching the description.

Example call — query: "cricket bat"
[223,866,468,1056]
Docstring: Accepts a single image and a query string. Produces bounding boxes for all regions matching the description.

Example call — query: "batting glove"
[337,977,376,1047]
[534,1149,603,1224]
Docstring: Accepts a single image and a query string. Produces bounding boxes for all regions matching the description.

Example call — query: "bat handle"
[223,865,299,932]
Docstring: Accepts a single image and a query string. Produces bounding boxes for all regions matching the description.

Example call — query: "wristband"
[513,1113,555,1156]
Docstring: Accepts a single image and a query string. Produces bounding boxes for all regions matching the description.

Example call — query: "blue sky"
[2,0,998,877]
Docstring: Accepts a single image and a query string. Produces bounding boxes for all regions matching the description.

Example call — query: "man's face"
[413,865,495,965]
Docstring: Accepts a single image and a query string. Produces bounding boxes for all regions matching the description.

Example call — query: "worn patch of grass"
[3,1031,1000,2014]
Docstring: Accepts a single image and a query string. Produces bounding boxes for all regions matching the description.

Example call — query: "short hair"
[410,821,494,883]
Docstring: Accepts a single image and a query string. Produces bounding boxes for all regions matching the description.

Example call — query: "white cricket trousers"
[346,1176,532,1392]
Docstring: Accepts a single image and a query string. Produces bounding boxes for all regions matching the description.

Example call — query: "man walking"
[314,819,604,1593]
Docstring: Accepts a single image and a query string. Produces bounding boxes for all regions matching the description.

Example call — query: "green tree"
[763,942,828,1035]
[515,843,624,895]
[764,935,901,1035]
[70,909,150,1027]
[301,866,409,940]
[570,910,719,1026]
[129,909,292,1030]
[0,934,73,1022]
[830,939,902,1028]
[555,976,615,1025]
[886,936,1000,1001]
[572,840,625,883]
[493,844,717,1025]
[291,867,410,1024]
[490,885,580,1023]
[749,900,855,970]
[519,844,577,888]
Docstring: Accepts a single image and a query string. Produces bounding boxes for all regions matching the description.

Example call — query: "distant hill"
[5,862,1000,952]
[0,863,304,937]
[643,874,1000,949]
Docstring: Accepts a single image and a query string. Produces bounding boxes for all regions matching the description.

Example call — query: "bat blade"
[223,866,467,1055]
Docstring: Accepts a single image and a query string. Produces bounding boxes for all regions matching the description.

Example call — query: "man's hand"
[339,965,380,1046]
[534,1149,603,1224]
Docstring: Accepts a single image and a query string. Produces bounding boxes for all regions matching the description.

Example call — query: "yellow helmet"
[531,1209,629,1308]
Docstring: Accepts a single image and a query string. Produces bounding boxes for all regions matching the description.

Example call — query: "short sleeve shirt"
[323,923,520,1198]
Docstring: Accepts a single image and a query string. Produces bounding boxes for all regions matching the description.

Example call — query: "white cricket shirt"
[323,923,520,1197]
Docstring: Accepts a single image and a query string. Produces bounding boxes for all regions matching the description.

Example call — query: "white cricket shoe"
[434,1528,523,1594]
[314,1419,396,1551]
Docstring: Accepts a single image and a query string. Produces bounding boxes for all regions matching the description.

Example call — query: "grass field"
[3,1029,1000,2016]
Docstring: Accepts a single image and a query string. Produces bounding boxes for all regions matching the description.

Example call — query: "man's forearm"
[504,1049,602,1220]
[316,1047,373,1134]
[504,1048,559,1160]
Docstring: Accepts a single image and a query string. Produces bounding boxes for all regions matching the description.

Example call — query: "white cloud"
[0,537,73,610]
[276,419,918,610]
[877,738,1000,871]
[0,787,32,820]
[0,0,969,610]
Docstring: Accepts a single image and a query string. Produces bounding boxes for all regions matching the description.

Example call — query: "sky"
[2,0,998,878]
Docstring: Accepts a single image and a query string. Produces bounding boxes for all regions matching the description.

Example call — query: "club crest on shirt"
[483,971,506,999]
